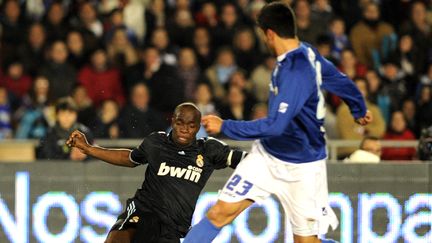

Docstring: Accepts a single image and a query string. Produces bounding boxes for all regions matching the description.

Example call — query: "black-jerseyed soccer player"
[66,103,247,243]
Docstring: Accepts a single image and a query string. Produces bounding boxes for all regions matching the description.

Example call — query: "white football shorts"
[218,140,339,236]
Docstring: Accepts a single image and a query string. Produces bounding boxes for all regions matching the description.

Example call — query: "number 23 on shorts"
[225,174,253,196]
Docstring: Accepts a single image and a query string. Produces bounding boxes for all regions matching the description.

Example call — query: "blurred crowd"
[0,0,431,160]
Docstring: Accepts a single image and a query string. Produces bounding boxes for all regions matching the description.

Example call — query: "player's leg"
[183,142,273,243]
[105,198,141,243]
[105,228,136,243]
[183,199,253,243]
[274,160,338,243]
[206,199,254,227]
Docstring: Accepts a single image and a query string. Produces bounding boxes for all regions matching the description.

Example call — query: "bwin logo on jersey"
[157,162,202,183]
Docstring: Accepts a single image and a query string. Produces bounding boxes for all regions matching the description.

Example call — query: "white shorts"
[219,141,339,236]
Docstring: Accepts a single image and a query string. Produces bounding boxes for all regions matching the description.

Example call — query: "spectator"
[93,99,120,139]
[205,47,237,101]
[0,60,32,100]
[192,27,214,70]
[380,0,412,28]
[219,86,252,121]
[350,2,395,69]
[419,63,432,87]
[232,27,262,74]
[169,0,190,13]
[248,1,268,54]
[401,1,431,74]
[338,48,367,79]
[177,48,202,101]
[18,22,47,76]
[66,30,89,69]
[38,98,93,160]
[150,28,178,66]
[194,83,218,116]
[195,2,218,28]
[96,0,119,15]
[71,2,102,51]
[118,83,167,138]
[106,28,139,70]
[39,40,76,100]
[387,34,421,77]
[122,0,146,44]
[316,34,337,64]
[71,85,96,129]
[145,0,166,43]
[236,0,254,24]
[0,86,12,139]
[294,0,326,45]
[344,136,381,163]
[328,17,350,62]
[418,125,432,161]
[324,104,339,139]
[226,70,255,106]
[213,3,240,48]
[329,48,368,110]
[401,99,417,136]
[76,2,103,38]
[250,55,275,102]
[366,70,391,124]
[43,2,69,42]
[416,85,432,134]
[14,76,53,139]
[337,77,386,157]
[251,103,268,120]
[25,0,46,20]
[0,0,27,63]
[380,59,411,111]
[311,0,334,27]
[103,9,138,46]
[381,111,416,160]
[78,48,125,107]
[167,9,195,48]
[125,46,184,114]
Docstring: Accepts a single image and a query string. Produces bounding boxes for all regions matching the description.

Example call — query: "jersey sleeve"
[205,138,247,169]
[318,53,367,119]
[221,64,314,140]
[129,133,158,165]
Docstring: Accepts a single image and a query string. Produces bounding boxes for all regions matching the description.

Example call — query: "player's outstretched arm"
[202,115,223,135]
[66,130,136,167]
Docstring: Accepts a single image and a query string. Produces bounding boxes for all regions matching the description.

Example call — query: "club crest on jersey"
[196,154,204,167]
[129,216,139,223]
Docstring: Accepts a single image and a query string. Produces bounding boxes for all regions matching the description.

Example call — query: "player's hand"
[69,147,87,161]
[201,115,223,134]
[355,110,373,126]
[66,130,90,153]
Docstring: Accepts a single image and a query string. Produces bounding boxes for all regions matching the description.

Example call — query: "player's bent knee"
[207,200,248,228]
[207,204,234,227]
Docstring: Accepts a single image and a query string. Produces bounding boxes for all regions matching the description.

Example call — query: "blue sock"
[183,217,221,243]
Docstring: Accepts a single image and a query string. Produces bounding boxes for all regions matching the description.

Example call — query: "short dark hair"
[55,98,78,113]
[257,2,297,38]
[174,102,202,124]
[360,136,380,149]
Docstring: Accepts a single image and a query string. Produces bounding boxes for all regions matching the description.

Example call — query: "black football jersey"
[129,131,240,231]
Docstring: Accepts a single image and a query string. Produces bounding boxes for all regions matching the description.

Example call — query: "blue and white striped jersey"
[221,42,367,163]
